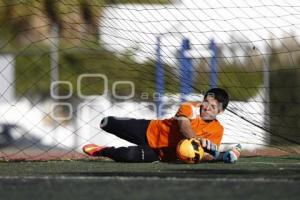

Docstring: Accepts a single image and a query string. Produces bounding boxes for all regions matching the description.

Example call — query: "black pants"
[99,116,159,163]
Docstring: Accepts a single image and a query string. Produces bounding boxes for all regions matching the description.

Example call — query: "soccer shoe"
[223,144,242,163]
[82,144,107,157]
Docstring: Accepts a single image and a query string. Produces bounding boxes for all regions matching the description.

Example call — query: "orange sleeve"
[175,102,194,119]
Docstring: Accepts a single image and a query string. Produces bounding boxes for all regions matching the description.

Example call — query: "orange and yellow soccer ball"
[176,138,204,164]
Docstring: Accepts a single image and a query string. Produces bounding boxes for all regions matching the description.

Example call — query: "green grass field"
[0,156,299,200]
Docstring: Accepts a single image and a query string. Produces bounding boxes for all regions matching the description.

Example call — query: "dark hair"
[204,88,229,110]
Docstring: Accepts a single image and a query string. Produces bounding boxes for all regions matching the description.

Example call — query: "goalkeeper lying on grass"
[83,88,241,164]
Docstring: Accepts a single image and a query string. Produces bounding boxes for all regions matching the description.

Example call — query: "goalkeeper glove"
[198,138,220,158]
[222,144,242,163]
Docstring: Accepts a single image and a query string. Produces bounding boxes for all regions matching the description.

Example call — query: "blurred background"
[0,0,299,160]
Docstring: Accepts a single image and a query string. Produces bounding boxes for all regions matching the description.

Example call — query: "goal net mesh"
[0,0,299,160]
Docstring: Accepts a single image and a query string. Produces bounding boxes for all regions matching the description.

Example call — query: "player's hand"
[196,138,219,158]
[197,138,217,151]
[223,144,242,163]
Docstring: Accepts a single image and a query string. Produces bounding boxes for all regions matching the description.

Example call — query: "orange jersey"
[146,102,224,161]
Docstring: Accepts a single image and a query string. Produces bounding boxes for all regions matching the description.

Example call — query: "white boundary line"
[239,162,300,165]
[0,176,298,183]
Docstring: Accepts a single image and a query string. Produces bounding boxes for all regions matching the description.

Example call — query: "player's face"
[200,96,223,121]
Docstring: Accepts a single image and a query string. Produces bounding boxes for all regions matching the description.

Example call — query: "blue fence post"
[156,36,164,118]
[209,39,218,88]
[179,38,193,102]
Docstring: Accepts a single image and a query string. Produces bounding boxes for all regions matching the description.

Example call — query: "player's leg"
[83,144,159,163]
[102,145,159,162]
[100,116,150,145]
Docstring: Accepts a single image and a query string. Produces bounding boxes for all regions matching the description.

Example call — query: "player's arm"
[177,117,215,151]
[176,117,215,162]
[176,116,197,139]
[175,102,217,150]
[176,116,216,150]
[176,117,231,162]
